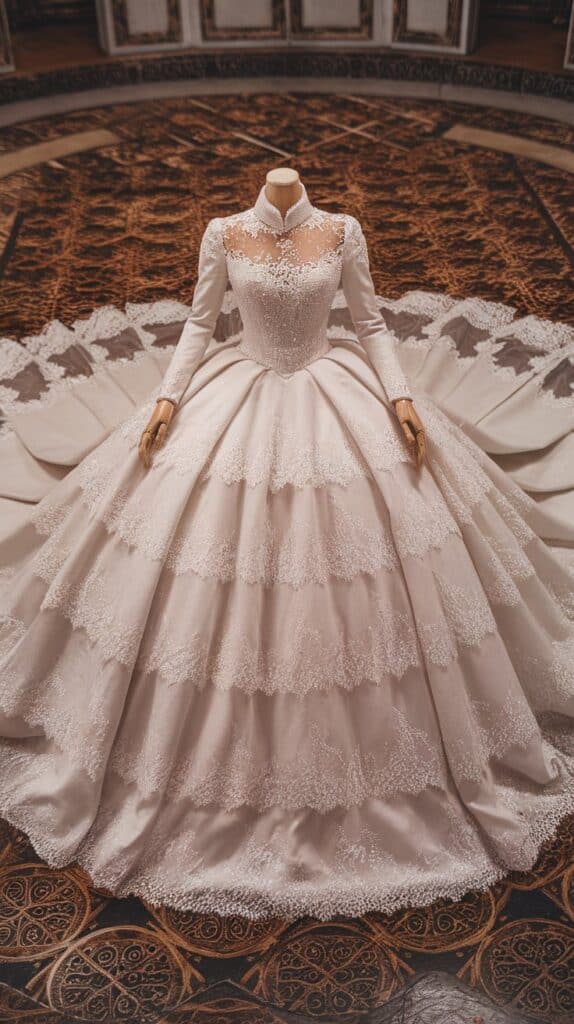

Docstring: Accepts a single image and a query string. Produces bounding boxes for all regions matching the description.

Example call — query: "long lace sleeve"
[157,217,228,406]
[340,215,412,404]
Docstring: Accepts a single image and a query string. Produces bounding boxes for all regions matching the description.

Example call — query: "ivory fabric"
[0,183,573,921]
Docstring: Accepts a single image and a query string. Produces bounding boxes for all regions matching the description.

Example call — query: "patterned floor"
[0,92,573,341]
[0,92,573,1023]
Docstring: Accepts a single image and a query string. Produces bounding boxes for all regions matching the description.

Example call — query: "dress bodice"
[157,183,412,405]
[223,206,346,376]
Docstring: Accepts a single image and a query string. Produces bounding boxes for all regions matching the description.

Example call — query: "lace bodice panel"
[224,211,344,375]
[157,184,412,405]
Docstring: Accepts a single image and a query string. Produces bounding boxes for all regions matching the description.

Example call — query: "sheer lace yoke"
[223,207,347,376]
[155,182,413,404]
[223,211,345,270]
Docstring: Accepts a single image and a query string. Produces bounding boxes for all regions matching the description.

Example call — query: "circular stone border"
[0,49,573,129]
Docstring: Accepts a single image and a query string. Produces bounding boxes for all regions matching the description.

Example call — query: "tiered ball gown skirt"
[0,296,573,920]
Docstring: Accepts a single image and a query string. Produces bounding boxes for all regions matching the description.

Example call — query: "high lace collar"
[253,181,314,232]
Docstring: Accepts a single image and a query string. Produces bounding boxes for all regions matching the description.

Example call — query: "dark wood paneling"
[6,0,95,30]
[0,0,13,67]
[482,1,571,21]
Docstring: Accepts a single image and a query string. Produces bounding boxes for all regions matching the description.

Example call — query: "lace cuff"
[341,215,412,404]
[157,218,228,406]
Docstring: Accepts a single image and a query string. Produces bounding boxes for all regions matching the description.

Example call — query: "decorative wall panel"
[96,0,479,55]
[97,0,183,51]
[200,0,286,39]
[290,0,373,39]
[111,0,182,45]
[392,0,463,47]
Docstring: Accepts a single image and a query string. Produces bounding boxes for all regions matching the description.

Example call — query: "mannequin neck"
[264,180,303,218]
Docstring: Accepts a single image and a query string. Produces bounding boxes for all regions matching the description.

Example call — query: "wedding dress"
[0,182,573,922]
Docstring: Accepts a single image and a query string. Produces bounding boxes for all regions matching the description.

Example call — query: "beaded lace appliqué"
[219,209,346,376]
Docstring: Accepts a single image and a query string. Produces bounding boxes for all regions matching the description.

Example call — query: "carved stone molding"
[1,50,573,106]
[392,0,463,48]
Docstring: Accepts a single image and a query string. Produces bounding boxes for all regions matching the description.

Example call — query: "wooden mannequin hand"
[393,398,426,467]
[139,399,176,468]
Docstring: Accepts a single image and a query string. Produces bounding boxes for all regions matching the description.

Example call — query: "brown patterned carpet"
[0,92,573,340]
[0,92,573,1023]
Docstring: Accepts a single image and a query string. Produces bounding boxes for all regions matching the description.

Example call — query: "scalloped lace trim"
[21,459,573,698]
[114,384,415,493]
[0,739,572,920]
[6,527,573,704]
[165,410,412,491]
[94,489,402,587]
[0,603,550,807]
[71,464,429,587]
[0,300,188,428]
[0,667,110,781]
[6,561,494,690]
[135,580,499,696]
[108,691,543,810]
[38,400,537,586]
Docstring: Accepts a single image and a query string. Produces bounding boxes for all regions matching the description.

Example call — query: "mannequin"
[139,167,426,468]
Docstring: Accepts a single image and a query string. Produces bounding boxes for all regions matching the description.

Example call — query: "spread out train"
[0,286,573,920]
[2,289,573,548]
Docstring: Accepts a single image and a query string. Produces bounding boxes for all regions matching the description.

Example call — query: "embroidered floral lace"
[156,187,412,406]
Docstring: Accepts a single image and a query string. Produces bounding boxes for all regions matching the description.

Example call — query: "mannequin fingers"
[411,412,424,434]
[401,421,416,446]
[140,418,171,464]
[139,431,154,468]
[152,422,168,452]
[416,431,426,467]
[144,442,154,469]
